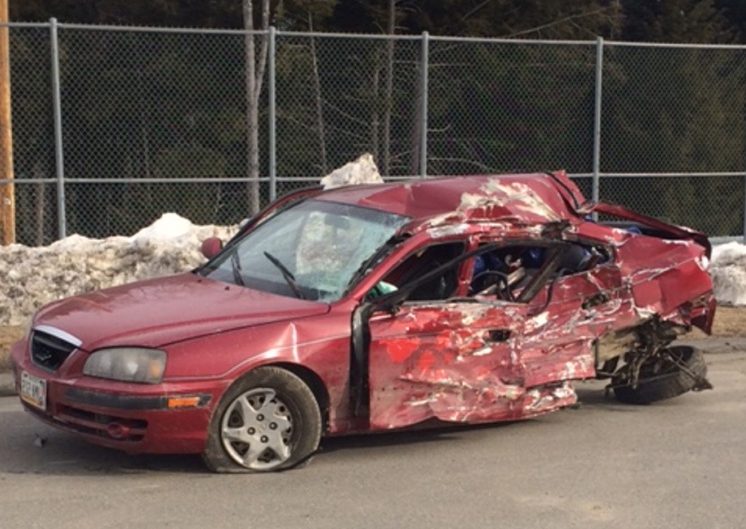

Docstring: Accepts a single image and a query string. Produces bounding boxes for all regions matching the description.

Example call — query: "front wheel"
[612,345,710,405]
[203,367,322,472]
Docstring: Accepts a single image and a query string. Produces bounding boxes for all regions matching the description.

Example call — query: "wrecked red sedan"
[11,171,714,472]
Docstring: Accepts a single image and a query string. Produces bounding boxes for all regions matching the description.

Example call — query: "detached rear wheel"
[203,367,322,473]
[613,345,709,405]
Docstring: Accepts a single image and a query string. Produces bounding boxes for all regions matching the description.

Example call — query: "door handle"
[582,292,610,310]
[487,329,511,342]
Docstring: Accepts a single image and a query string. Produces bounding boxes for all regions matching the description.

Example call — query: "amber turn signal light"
[167,396,201,409]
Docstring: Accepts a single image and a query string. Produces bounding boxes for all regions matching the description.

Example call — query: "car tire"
[613,345,707,405]
[202,366,322,473]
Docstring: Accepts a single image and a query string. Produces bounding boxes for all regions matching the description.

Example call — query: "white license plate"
[20,371,47,411]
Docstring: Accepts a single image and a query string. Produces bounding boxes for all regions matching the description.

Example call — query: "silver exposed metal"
[49,18,66,239]
[592,36,603,220]
[221,387,293,470]
[268,26,277,201]
[420,31,429,179]
[33,324,83,347]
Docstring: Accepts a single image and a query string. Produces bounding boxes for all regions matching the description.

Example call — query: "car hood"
[33,273,330,350]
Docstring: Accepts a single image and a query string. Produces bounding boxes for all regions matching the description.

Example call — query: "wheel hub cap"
[221,388,293,470]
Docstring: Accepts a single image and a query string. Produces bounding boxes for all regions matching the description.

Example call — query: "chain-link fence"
[2,21,746,246]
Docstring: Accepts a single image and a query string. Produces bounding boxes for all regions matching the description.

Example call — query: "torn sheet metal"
[358,172,715,431]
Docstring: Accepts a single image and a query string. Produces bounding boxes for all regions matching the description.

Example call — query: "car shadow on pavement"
[319,419,517,455]
[574,386,653,410]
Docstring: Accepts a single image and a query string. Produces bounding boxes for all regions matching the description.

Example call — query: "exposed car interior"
[368,240,611,304]
[368,243,465,302]
[470,242,610,299]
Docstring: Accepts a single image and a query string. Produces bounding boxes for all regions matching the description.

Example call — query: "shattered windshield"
[200,199,409,302]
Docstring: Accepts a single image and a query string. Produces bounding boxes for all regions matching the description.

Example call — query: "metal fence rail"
[1,20,745,245]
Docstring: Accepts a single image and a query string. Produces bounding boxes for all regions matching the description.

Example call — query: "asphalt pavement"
[0,372,14,397]
[1,350,745,529]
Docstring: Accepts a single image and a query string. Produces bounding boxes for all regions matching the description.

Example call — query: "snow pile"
[320,153,384,189]
[711,242,746,306]
[0,214,237,326]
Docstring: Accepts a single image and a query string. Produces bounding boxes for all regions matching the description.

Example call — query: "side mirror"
[200,237,223,259]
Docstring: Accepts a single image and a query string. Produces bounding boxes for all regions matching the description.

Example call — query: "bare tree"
[243,0,271,214]
[308,13,328,174]
[33,162,45,245]
[370,54,381,164]
[408,55,423,176]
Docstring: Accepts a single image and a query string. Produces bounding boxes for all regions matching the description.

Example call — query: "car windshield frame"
[198,199,410,302]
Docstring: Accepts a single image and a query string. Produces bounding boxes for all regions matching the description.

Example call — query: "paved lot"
[1,351,745,529]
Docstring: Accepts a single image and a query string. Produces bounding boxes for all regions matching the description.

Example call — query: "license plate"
[20,371,47,411]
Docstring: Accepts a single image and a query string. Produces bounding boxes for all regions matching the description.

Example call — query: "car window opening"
[368,243,466,302]
[470,242,610,302]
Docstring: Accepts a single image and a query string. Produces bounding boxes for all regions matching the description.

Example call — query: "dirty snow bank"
[711,242,746,306]
[0,214,237,326]
[320,153,383,189]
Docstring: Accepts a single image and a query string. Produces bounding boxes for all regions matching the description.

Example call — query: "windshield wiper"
[342,235,403,297]
[263,251,305,300]
[231,250,246,287]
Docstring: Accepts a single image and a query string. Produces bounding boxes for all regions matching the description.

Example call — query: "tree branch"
[504,6,610,38]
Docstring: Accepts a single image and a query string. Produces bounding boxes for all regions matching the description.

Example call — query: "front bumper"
[10,340,229,454]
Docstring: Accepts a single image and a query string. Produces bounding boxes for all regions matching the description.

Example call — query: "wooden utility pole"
[0,0,14,245]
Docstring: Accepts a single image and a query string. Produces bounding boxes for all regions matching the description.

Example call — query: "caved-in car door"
[364,241,578,430]
[518,241,638,388]
[367,299,530,429]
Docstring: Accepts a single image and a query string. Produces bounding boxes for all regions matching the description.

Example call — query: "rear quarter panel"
[615,235,712,313]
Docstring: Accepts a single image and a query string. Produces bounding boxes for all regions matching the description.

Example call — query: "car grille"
[31,330,78,371]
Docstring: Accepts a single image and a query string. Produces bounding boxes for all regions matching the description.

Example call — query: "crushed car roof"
[317,171,585,225]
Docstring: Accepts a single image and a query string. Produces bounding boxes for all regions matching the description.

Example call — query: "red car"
[11,171,714,472]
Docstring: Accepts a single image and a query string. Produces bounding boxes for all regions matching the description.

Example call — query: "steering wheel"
[471,270,514,301]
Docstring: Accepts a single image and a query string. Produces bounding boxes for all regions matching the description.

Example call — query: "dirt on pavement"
[1,306,745,372]
[703,306,746,337]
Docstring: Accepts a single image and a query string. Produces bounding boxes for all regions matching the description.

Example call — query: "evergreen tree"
[603,0,744,234]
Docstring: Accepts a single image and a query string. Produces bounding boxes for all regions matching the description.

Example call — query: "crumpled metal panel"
[364,173,715,431]
[319,172,580,225]
[369,302,530,428]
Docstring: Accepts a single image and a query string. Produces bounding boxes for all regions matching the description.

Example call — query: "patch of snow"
[711,242,746,306]
[130,212,196,242]
[320,153,384,189]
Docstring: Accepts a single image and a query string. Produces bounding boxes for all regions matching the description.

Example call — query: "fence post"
[592,36,603,218]
[268,26,277,202]
[50,17,66,239]
[420,31,429,179]
[743,174,746,242]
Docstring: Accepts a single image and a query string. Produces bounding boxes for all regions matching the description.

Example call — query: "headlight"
[83,348,166,384]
